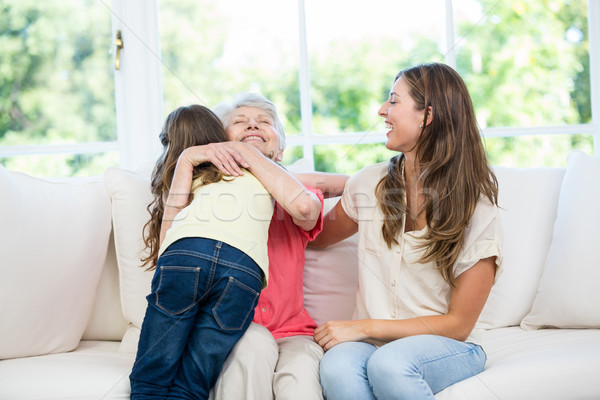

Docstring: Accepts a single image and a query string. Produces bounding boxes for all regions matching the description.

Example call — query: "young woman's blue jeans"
[319,335,486,400]
[129,238,264,400]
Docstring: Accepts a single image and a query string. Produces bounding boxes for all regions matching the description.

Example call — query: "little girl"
[129,105,273,399]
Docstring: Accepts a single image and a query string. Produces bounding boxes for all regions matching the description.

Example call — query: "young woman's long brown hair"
[375,63,498,286]
[141,105,229,269]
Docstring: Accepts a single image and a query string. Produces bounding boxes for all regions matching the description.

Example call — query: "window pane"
[306,0,446,135]
[159,0,302,134]
[0,151,119,177]
[281,145,304,167]
[454,0,590,127]
[484,133,593,167]
[314,143,395,175]
[0,0,116,176]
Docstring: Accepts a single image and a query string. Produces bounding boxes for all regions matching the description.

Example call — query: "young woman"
[311,63,503,399]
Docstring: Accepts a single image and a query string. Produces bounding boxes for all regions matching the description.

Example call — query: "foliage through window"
[0,0,117,176]
[0,0,595,176]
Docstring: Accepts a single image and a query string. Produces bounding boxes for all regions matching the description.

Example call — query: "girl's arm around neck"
[314,256,497,351]
[158,144,246,244]
[159,152,197,245]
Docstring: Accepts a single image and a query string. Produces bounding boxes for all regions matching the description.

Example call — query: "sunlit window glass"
[485,133,593,167]
[314,143,395,174]
[305,0,446,136]
[454,0,590,128]
[0,1,116,176]
[158,0,301,135]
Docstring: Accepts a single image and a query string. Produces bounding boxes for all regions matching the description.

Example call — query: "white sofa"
[1,151,600,400]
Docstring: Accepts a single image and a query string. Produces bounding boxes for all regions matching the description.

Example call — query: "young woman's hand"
[314,320,370,351]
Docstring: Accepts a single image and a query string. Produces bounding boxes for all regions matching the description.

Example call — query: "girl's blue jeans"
[319,334,486,400]
[129,238,264,400]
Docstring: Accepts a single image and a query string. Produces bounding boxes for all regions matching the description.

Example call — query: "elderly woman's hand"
[180,143,250,176]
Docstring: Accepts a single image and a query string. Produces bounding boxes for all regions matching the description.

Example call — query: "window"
[1,0,598,176]
[158,0,301,165]
[158,0,597,172]
[0,1,118,176]
[454,0,594,166]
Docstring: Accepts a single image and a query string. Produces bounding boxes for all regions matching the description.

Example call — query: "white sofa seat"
[0,341,133,400]
[436,327,600,399]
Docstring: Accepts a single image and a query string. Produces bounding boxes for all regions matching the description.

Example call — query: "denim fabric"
[319,335,486,400]
[130,238,263,400]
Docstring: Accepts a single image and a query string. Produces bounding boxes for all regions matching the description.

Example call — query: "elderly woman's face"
[227,106,282,161]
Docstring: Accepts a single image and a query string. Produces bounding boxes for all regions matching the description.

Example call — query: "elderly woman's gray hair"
[213,93,286,152]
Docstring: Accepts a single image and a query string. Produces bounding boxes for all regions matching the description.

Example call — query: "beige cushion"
[522,151,600,329]
[103,167,154,352]
[475,166,565,329]
[0,165,111,359]
[304,197,359,325]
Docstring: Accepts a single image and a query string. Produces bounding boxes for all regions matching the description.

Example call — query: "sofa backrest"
[303,166,568,330]
[0,165,117,360]
[0,161,571,361]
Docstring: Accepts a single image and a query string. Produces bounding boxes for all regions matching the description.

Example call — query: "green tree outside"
[0,0,593,176]
[0,0,117,176]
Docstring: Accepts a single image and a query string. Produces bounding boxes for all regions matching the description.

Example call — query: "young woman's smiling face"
[378,77,426,153]
[226,106,282,161]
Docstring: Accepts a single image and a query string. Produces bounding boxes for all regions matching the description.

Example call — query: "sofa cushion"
[0,341,134,399]
[521,151,600,329]
[0,165,112,359]
[81,234,130,341]
[475,166,564,329]
[103,167,154,353]
[304,197,359,325]
[435,327,600,399]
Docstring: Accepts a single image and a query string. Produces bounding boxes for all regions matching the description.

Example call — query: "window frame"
[287,0,600,164]
[0,0,597,169]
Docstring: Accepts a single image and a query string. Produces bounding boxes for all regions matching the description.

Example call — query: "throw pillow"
[103,167,154,352]
[475,166,565,329]
[0,165,111,359]
[303,197,359,326]
[521,151,600,329]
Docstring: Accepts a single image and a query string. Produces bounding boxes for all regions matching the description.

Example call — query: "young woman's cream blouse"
[341,162,503,338]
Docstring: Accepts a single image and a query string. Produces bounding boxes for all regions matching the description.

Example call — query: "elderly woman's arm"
[232,142,321,231]
[163,142,321,236]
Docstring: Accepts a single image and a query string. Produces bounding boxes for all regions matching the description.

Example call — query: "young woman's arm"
[314,256,497,351]
[293,172,349,198]
[309,200,358,248]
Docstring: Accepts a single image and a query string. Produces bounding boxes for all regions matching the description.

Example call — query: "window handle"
[114,30,124,70]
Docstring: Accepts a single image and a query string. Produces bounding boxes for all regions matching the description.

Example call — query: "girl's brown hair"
[141,105,229,269]
[375,63,498,286]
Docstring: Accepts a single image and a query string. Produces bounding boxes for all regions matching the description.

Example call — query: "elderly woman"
[164,93,347,400]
